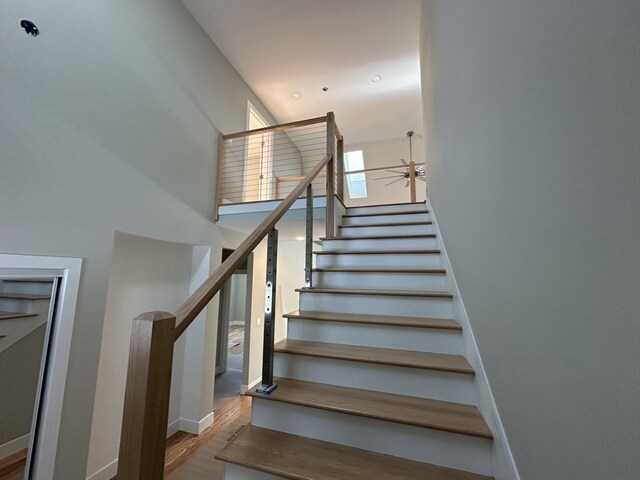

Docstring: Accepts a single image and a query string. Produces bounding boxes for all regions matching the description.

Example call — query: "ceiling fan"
[374,131,426,188]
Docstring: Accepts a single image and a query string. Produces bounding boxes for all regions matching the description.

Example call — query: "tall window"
[344,150,368,199]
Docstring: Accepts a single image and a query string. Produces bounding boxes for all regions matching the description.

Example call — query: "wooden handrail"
[222,115,328,140]
[173,153,333,340]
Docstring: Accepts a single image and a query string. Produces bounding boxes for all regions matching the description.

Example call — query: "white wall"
[344,136,426,207]
[0,1,276,477]
[89,232,192,474]
[228,274,248,324]
[421,1,640,479]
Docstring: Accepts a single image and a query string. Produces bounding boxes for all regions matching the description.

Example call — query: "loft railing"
[117,113,343,479]
[215,114,344,219]
[346,160,426,203]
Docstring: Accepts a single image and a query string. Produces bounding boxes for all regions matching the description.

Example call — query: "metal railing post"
[256,228,278,395]
[325,112,336,238]
[305,185,314,288]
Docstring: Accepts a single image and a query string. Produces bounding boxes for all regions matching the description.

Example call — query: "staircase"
[0,278,53,353]
[217,201,496,479]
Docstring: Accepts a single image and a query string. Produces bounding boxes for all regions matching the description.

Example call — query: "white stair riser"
[274,353,475,404]
[346,203,427,216]
[0,298,31,313]
[223,464,281,480]
[343,213,431,226]
[299,293,454,318]
[0,281,53,296]
[252,400,494,477]
[0,298,50,354]
[287,318,464,355]
[339,224,433,237]
[315,253,442,269]
[0,297,50,315]
[322,237,438,251]
[313,270,447,291]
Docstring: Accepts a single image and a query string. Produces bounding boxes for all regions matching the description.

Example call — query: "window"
[344,150,368,199]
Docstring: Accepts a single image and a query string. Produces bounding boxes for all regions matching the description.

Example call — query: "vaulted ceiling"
[182,0,423,145]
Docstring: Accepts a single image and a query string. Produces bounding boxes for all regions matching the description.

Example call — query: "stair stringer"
[426,198,520,480]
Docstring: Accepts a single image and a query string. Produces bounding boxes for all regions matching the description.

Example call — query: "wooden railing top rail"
[222,115,329,141]
[173,153,333,340]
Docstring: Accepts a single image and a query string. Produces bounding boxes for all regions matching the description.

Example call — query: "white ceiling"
[182,0,423,145]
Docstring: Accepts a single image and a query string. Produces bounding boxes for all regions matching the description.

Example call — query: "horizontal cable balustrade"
[117,113,344,479]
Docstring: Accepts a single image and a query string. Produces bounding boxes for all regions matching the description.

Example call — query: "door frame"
[0,254,82,480]
[245,102,273,201]
[215,250,252,377]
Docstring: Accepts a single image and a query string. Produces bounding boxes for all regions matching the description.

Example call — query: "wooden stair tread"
[346,200,426,209]
[320,234,436,240]
[313,267,446,274]
[216,425,493,480]
[2,278,54,283]
[0,311,38,320]
[314,249,440,255]
[296,287,453,299]
[0,293,51,300]
[275,339,474,374]
[248,377,492,439]
[339,221,432,228]
[342,210,429,218]
[283,310,461,330]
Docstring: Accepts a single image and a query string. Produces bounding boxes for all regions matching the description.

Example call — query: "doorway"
[244,102,272,202]
[214,249,251,409]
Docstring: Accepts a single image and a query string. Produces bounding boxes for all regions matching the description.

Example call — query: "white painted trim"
[86,458,117,480]
[167,418,181,438]
[426,200,520,480]
[180,411,214,435]
[241,376,262,394]
[0,434,30,460]
[0,254,82,480]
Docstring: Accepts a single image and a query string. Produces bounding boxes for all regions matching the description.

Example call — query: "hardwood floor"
[165,395,251,479]
[0,449,26,480]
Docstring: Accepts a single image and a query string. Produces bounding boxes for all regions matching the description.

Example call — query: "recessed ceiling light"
[292,92,301,99]
[295,236,305,241]
[371,74,382,83]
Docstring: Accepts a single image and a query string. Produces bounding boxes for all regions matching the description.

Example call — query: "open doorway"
[244,102,272,202]
[214,249,251,409]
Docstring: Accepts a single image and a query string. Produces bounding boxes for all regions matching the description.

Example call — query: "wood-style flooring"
[0,450,26,480]
[165,395,251,479]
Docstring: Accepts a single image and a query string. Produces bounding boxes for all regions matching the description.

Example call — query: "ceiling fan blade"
[386,169,407,175]
[373,174,403,181]
[400,158,408,166]
[418,176,426,182]
[405,180,410,188]
[385,177,404,187]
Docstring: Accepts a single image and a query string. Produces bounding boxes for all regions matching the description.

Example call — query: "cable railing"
[117,113,343,479]
[215,114,344,218]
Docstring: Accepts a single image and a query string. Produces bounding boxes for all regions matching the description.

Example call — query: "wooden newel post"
[117,311,176,479]
[409,160,417,203]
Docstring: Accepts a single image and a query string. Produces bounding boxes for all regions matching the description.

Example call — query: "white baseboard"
[167,418,181,438]
[168,412,215,436]
[86,458,117,480]
[0,434,29,460]
[179,412,214,435]
[87,412,214,480]
[427,199,520,480]
[241,377,261,394]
